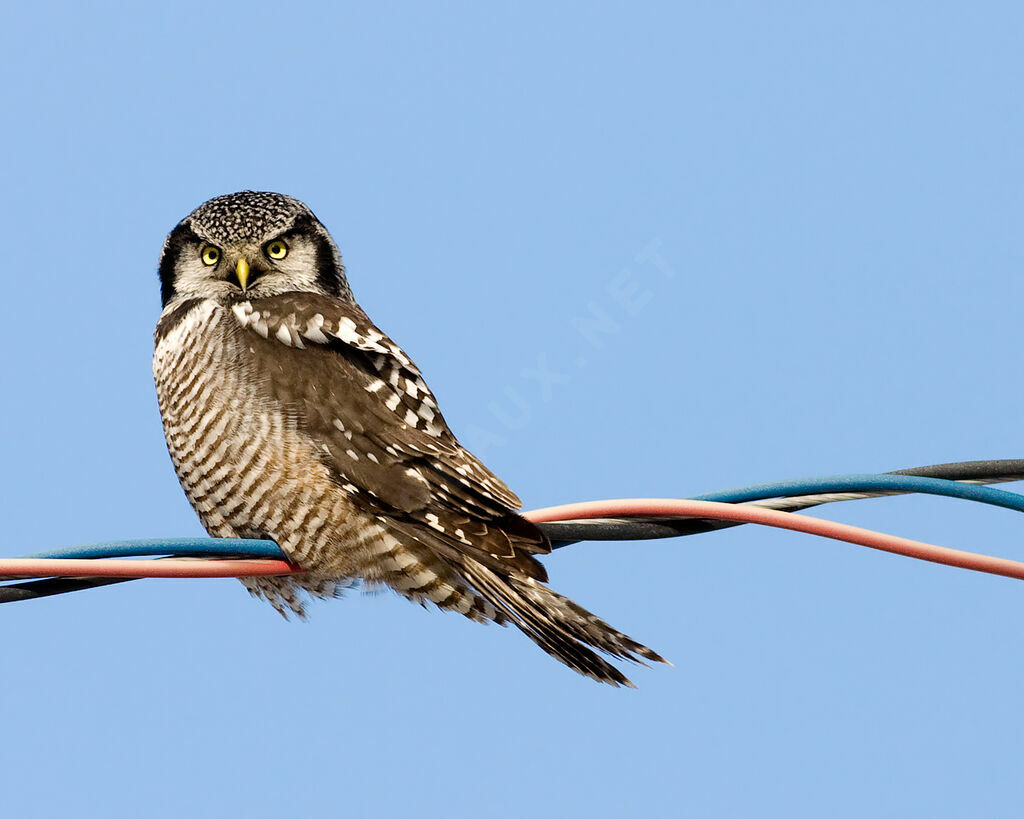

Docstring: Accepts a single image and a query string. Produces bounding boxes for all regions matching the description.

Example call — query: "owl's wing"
[231,293,550,578]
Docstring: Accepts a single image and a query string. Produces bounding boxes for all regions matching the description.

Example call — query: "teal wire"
[25,538,285,560]
[693,473,1024,511]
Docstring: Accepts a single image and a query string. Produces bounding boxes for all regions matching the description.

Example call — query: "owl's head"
[158,191,352,307]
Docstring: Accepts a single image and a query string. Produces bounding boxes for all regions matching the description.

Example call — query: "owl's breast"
[152,299,388,574]
[154,301,261,531]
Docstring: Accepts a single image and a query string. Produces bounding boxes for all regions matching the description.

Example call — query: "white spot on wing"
[304,314,329,344]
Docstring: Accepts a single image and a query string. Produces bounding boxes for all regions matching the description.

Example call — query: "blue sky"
[2,2,1023,816]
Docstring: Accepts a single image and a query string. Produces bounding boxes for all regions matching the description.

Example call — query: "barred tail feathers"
[461,559,668,687]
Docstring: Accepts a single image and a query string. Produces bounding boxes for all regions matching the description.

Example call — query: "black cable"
[0,577,135,602]
[890,459,1024,480]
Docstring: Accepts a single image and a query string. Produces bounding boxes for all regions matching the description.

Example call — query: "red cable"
[0,558,296,579]
[1,498,1022,582]
[526,499,1024,581]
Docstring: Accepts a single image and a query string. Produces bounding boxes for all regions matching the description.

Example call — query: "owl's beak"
[235,258,251,291]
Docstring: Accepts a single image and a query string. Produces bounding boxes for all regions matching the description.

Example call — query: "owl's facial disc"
[158,191,354,307]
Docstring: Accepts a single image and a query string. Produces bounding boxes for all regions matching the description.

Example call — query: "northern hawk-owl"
[153,191,665,685]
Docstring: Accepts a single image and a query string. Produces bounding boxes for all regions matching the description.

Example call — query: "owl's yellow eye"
[265,239,288,261]
[201,246,220,266]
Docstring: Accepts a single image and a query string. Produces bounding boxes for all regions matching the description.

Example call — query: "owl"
[153,191,665,686]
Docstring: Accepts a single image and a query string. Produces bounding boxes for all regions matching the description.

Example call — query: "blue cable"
[26,538,286,560]
[692,474,1024,512]
[12,473,1024,562]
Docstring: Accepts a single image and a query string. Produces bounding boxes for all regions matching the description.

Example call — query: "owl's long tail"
[460,559,668,687]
